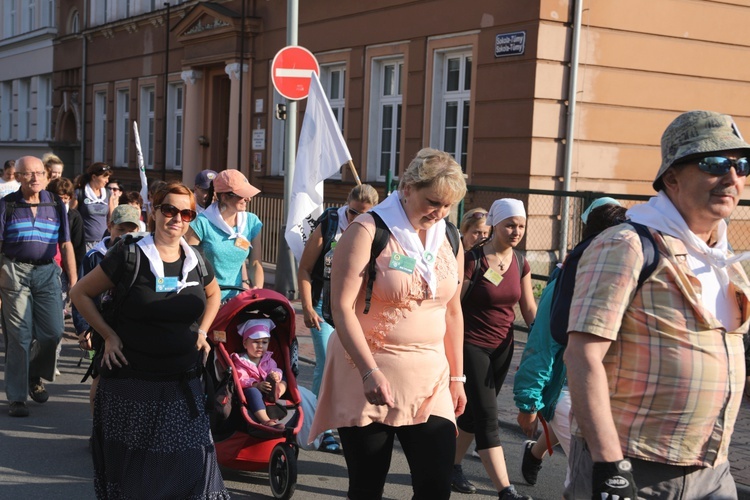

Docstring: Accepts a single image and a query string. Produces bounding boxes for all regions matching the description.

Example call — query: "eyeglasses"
[695,156,750,177]
[18,171,46,179]
[347,208,362,218]
[108,186,122,192]
[470,211,488,219]
[154,203,197,222]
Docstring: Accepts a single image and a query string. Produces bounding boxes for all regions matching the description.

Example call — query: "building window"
[368,59,403,182]
[115,89,129,167]
[4,0,18,38]
[0,81,12,140]
[166,82,183,170]
[432,50,471,171]
[319,64,346,178]
[43,0,53,27]
[18,78,30,140]
[37,75,53,141]
[22,0,36,32]
[94,91,107,162]
[69,9,78,33]
[140,86,155,168]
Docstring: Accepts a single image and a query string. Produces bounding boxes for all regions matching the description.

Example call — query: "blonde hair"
[42,153,63,168]
[460,207,488,235]
[347,184,379,206]
[398,148,466,204]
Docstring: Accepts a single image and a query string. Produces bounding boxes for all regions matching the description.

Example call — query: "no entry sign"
[271,46,320,100]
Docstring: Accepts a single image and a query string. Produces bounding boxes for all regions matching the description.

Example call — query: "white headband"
[488,198,526,227]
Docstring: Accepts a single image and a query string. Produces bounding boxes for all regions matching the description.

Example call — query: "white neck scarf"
[203,201,247,239]
[136,234,200,293]
[371,190,445,297]
[84,183,107,204]
[336,205,350,238]
[92,237,109,257]
[627,191,750,287]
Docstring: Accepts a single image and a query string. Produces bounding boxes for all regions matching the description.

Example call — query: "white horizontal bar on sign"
[275,68,314,78]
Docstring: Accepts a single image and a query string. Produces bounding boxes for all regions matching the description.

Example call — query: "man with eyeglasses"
[563,110,750,499]
[0,156,78,417]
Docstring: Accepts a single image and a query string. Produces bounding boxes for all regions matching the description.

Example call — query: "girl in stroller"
[231,318,288,429]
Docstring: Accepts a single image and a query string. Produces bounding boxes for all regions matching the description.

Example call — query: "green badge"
[388,253,416,274]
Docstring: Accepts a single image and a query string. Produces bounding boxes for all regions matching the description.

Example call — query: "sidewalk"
[287,297,750,497]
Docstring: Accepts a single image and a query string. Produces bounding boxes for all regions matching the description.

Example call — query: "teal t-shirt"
[190,211,263,300]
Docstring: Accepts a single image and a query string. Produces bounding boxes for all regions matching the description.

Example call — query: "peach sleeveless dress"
[309,216,460,438]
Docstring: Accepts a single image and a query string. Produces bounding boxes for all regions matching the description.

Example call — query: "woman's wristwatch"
[450,375,467,383]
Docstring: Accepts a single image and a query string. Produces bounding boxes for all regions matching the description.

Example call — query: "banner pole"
[347,160,362,186]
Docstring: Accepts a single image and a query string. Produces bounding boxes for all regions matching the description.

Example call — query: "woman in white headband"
[452,198,537,500]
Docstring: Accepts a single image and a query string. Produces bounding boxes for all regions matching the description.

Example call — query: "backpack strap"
[364,212,391,314]
[514,249,526,279]
[190,245,209,282]
[625,221,659,289]
[445,221,460,256]
[461,247,484,304]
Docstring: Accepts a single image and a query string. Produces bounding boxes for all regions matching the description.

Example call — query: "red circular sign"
[271,46,321,101]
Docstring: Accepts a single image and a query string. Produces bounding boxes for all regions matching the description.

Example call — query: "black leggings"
[338,415,456,500]
[457,339,514,450]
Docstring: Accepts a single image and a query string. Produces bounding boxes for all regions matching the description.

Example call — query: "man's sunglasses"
[695,156,750,177]
[347,208,362,218]
[154,204,197,222]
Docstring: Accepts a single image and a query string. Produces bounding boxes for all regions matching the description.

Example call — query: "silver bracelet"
[198,329,208,338]
[362,367,380,383]
[449,375,466,383]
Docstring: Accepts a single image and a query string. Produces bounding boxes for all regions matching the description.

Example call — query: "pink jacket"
[230,351,283,389]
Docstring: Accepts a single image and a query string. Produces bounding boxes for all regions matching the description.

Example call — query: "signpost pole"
[274,0,299,299]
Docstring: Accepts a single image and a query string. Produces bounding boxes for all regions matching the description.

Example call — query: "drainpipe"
[237,0,246,171]
[80,0,88,176]
[161,2,170,181]
[558,0,583,260]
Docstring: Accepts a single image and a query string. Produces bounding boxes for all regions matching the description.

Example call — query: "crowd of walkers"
[3,108,750,500]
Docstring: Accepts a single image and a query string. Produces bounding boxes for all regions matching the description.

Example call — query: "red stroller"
[205,288,303,499]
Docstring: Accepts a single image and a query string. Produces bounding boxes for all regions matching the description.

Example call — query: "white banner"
[284,72,352,261]
[132,121,150,210]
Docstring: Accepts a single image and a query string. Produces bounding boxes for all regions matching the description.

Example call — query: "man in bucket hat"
[564,110,750,499]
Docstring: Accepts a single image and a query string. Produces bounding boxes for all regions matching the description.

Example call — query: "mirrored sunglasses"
[154,203,197,222]
[695,156,750,177]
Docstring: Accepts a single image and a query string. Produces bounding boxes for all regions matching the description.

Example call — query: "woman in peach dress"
[310,148,467,499]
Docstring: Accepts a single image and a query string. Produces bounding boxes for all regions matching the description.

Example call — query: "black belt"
[3,254,53,266]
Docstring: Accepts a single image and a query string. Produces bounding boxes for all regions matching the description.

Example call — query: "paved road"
[1,303,749,499]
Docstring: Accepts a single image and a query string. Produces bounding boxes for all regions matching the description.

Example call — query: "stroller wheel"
[269,442,297,499]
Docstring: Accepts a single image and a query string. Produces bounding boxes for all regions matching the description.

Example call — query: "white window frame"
[4,0,18,38]
[115,88,129,167]
[139,86,155,169]
[368,58,403,182]
[166,82,183,171]
[431,49,471,171]
[18,78,30,140]
[23,0,35,32]
[0,81,12,140]
[319,64,346,179]
[68,8,78,33]
[42,0,52,27]
[93,90,107,162]
[36,75,52,141]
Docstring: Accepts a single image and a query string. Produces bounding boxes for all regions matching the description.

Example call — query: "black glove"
[592,459,638,500]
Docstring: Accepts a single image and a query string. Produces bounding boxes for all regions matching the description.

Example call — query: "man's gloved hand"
[592,459,638,500]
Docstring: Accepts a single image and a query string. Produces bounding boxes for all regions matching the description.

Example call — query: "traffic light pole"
[273,0,299,299]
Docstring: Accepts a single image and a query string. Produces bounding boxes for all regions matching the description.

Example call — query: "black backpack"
[549,221,659,346]
[310,207,340,307]
[461,246,526,305]
[81,234,209,381]
[321,212,461,326]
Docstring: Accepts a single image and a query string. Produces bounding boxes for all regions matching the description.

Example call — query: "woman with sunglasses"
[71,182,227,499]
[186,169,263,301]
[74,163,115,251]
[460,207,491,250]
[296,184,378,453]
